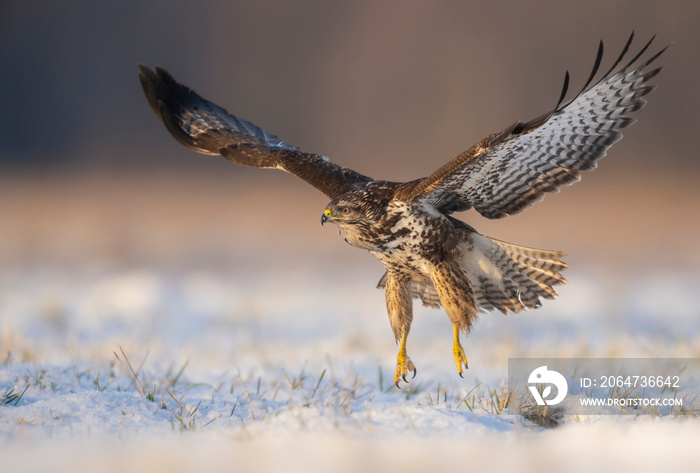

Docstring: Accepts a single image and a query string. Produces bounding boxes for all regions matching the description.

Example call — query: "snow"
[1,264,700,472]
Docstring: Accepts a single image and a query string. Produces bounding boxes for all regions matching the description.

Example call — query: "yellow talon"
[394,332,416,387]
[453,324,468,377]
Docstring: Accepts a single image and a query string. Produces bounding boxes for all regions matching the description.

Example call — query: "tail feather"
[461,234,568,314]
[491,238,568,288]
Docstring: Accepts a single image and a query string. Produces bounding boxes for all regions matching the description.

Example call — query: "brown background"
[1,0,698,275]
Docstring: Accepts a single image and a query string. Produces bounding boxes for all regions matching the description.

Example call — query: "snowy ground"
[1,260,699,471]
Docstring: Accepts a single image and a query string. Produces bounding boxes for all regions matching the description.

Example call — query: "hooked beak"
[321,209,332,226]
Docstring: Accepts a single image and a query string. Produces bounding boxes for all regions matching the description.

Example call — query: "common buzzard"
[139,33,665,387]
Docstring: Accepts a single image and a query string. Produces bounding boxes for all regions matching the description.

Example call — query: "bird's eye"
[341,207,350,215]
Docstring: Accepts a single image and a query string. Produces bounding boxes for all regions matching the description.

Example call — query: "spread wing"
[399,33,667,219]
[139,65,372,199]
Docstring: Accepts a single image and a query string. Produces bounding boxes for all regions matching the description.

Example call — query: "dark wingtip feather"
[150,66,186,98]
[138,64,165,119]
[137,64,204,151]
[579,40,604,94]
[555,70,570,111]
[554,32,667,117]
[620,32,656,72]
[639,44,670,70]
[154,66,176,84]
[599,31,636,81]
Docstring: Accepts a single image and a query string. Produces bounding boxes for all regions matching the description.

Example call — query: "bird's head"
[321,188,381,227]
[320,185,392,251]
[321,200,364,226]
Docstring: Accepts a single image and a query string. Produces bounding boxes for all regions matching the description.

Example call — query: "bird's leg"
[394,331,416,388]
[452,324,468,377]
[383,271,415,388]
[428,262,476,378]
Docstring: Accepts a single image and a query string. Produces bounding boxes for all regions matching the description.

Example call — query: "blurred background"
[1,0,699,361]
[2,3,700,464]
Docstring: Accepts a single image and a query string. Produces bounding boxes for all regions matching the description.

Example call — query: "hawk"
[139,33,665,387]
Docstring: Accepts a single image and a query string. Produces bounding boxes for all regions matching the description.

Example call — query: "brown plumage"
[139,32,666,386]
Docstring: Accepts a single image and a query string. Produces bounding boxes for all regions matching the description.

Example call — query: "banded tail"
[461,234,568,314]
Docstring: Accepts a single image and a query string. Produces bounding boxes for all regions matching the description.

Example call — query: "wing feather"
[139,65,372,199]
[399,33,667,219]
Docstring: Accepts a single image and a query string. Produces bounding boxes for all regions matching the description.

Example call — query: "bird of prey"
[139,33,665,387]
